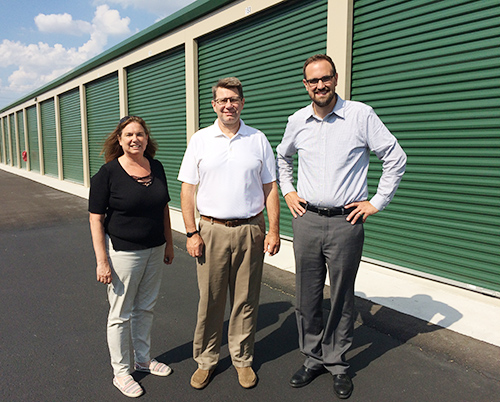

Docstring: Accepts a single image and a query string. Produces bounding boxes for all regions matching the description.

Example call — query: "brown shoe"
[190,368,214,390]
[235,366,257,388]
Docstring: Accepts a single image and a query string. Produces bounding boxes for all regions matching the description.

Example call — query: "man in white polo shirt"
[178,77,280,390]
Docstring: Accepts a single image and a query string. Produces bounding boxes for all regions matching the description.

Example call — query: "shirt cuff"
[369,194,388,211]
[279,182,296,197]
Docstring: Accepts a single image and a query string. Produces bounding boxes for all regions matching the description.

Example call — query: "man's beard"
[311,89,335,107]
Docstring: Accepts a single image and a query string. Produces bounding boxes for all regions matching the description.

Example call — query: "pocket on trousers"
[250,220,265,246]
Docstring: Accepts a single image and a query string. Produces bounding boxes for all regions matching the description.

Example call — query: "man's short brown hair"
[303,54,337,78]
[212,77,244,99]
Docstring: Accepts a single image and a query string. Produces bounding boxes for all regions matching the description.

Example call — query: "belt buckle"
[225,220,236,227]
[317,207,329,216]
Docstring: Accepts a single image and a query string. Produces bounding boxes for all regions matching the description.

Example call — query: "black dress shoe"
[289,365,327,388]
[333,374,353,399]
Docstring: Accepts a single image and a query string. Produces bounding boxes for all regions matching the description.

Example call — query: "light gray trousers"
[292,211,364,375]
[106,237,164,376]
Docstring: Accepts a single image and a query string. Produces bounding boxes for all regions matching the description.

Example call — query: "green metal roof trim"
[0,0,234,114]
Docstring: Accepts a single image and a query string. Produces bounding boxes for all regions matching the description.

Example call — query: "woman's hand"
[89,213,112,284]
[96,262,112,284]
[164,243,174,264]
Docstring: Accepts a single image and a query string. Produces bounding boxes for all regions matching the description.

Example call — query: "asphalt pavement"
[1,169,499,402]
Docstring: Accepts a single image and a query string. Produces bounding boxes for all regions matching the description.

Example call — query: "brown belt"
[201,212,262,227]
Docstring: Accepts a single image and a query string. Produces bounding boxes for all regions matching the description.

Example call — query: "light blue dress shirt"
[276,95,407,211]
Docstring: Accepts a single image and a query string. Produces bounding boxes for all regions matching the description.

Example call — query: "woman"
[89,116,174,398]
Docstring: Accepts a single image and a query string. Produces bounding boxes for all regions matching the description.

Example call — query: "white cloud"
[78,5,131,56]
[93,5,131,35]
[34,13,92,36]
[0,6,131,102]
[0,40,88,93]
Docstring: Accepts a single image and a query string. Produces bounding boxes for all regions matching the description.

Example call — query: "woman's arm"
[163,205,174,264]
[89,212,112,284]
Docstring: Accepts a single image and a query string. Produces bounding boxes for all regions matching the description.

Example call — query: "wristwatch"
[186,230,199,238]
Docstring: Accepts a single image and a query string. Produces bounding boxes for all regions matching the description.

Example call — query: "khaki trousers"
[193,213,265,370]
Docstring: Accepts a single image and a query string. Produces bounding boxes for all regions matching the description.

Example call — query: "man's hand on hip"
[345,201,379,225]
[284,191,307,218]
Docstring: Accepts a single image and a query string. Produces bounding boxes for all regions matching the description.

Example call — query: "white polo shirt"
[178,119,276,219]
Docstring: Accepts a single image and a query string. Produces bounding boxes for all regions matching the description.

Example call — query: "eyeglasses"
[305,75,334,86]
[214,97,242,106]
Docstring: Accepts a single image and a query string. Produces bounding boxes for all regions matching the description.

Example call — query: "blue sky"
[0,0,196,109]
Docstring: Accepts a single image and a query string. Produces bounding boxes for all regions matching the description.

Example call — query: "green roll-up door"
[351,0,500,294]
[40,99,58,177]
[60,89,83,183]
[9,114,18,167]
[198,0,327,237]
[127,47,186,209]
[17,111,26,169]
[0,117,4,164]
[1,117,7,164]
[3,116,14,165]
[86,73,120,177]
[26,106,40,172]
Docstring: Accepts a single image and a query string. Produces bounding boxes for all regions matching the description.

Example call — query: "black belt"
[302,203,355,217]
[200,212,262,227]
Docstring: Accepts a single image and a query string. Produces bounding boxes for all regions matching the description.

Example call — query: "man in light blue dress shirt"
[276,54,406,399]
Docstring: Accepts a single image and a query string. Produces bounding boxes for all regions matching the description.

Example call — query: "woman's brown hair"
[101,116,158,163]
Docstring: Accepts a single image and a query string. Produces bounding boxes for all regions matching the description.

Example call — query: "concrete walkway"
[1,169,499,401]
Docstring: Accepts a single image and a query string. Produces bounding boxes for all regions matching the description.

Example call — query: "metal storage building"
[1,0,499,305]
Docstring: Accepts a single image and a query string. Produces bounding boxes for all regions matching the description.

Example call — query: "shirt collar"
[211,119,249,138]
[306,94,346,121]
